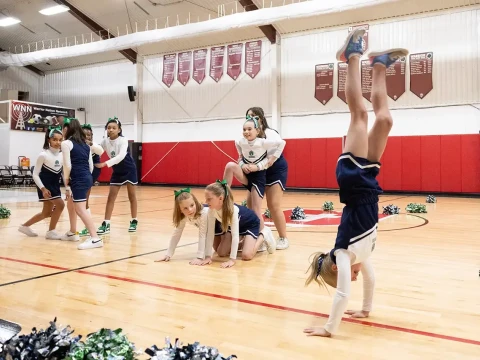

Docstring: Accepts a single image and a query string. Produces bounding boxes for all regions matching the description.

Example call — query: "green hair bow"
[245,115,259,128]
[63,118,71,126]
[82,123,92,130]
[48,125,62,137]
[174,187,191,198]
[216,179,228,195]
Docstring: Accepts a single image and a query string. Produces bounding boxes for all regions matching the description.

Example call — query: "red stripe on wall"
[138,135,479,193]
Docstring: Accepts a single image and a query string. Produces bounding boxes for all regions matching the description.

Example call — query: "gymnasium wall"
[1,8,479,193]
[140,8,480,193]
[0,66,42,103]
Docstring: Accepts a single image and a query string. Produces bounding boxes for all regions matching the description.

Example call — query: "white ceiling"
[0,0,478,73]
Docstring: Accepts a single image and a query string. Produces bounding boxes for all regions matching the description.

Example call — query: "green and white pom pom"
[290,206,306,220]
[322,201,334,211]
[426,195,437,203]
[406,203,427,213]
[264,209,271,218]
[241,199,247,207]
[66,328,137,360]
[0,204,11,219]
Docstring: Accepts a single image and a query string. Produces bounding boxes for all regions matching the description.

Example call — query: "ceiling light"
[39,5,69,16]
[0,17,21,27]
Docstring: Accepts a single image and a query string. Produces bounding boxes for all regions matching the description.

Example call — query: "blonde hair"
[305,252,338,289]
[172,191,203,228]
[205,181,234,233]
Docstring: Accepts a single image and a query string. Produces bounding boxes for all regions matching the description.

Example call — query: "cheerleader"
[18,127,69,240]
[246,107,290,250]
[61,118,103,250]
[155,188,210,264]
[94,117,138,234]
[203,180,276,268]
[223,116,285,253]
[78,124,104,237]
[304,29,408,337]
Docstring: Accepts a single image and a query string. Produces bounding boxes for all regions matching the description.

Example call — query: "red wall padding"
[135,134,480,193]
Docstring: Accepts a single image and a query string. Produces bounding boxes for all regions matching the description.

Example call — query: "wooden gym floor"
[0,186,479,359]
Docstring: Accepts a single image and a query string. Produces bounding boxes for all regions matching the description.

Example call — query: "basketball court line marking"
[0,254,479,346]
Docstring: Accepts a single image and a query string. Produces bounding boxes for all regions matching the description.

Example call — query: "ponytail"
[305,251,338,290]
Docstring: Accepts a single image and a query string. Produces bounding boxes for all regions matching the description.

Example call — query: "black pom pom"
[290,206,306,220]
[426,195,437,203]
[382,204,400,215]
[145,337,237,359]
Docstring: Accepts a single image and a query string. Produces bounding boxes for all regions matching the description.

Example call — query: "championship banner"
[10,101,75,132]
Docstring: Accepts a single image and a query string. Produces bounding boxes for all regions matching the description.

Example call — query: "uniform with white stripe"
[323,151,382,334]
[100,136,138,185]
[236,137,285,198]
[33,148,63,201]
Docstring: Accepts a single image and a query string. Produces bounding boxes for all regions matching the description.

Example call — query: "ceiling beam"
[54,0,137,63]
[238,0,277,43]
[0,48,45,76]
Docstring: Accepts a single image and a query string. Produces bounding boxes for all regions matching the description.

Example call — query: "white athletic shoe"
[18,225,38,237]
[276,237,290,250]
[62,231,80,242]
[262,227,276,254]
[77,237,104,250]
[45,230,63,240]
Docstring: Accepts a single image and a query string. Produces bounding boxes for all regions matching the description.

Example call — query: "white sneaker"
[45,230,62,240]
[18,225,38,237]
[276,237,290,250]
[261,227,276,254]
[62,231,80,242]
[77,237,103,250]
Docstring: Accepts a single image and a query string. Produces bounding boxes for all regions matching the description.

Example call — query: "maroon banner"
[10,101,75,132]
[314,63,334,105]
[177,51,191,86]
[245,40,261,79]
[348,24,369,52]
[193,49,207,84]
[410,52,433,99]
[361,60,373,102]
[386,56,406,101]
[227,43,243,80]
[209,46,225,82]
[162,53,176,88]
[337,62,348,104]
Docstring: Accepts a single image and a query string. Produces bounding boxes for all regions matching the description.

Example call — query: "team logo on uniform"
[54,160,60,167]
[248,150,255,159]
[111,151,116,157]
[263,208,390,227]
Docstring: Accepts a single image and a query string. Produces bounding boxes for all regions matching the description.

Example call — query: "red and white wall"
[1,7,479,193]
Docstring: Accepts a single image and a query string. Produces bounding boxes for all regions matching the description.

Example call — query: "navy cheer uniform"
[89,142,104,183]
[330,152,383,265]
[32,148,63,201]
[236,136,285,198]
[62,139,93,202]
[206,204,261,260]
[264,128,288,191]
[101,136,138,185]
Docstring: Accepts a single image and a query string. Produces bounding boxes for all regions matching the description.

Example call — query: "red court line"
[2,256,480,346]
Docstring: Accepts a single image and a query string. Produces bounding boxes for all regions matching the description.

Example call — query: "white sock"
[86,208,91,215]
[104,220,110,225]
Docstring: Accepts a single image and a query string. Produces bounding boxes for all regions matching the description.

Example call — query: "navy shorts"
[336,152,383,206]
[266,154,288,190]
[243,170,266,198]
[36,183,61,202]
[70,177,93,203]
[214,205,260,239]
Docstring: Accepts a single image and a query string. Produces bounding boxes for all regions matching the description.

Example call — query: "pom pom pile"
[240,199,247,207]
[322,201,334,211]
[405,203,427,213]
[382,204,400,215]
[426,195,437,203]
[290,206,306,220]
[264,209,271,218]
[0,205,11,219]
[0,318,236,360]
[145,337,237,360]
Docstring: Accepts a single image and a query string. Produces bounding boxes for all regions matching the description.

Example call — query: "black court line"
[0,242,197,288]
[279,214,429,233]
